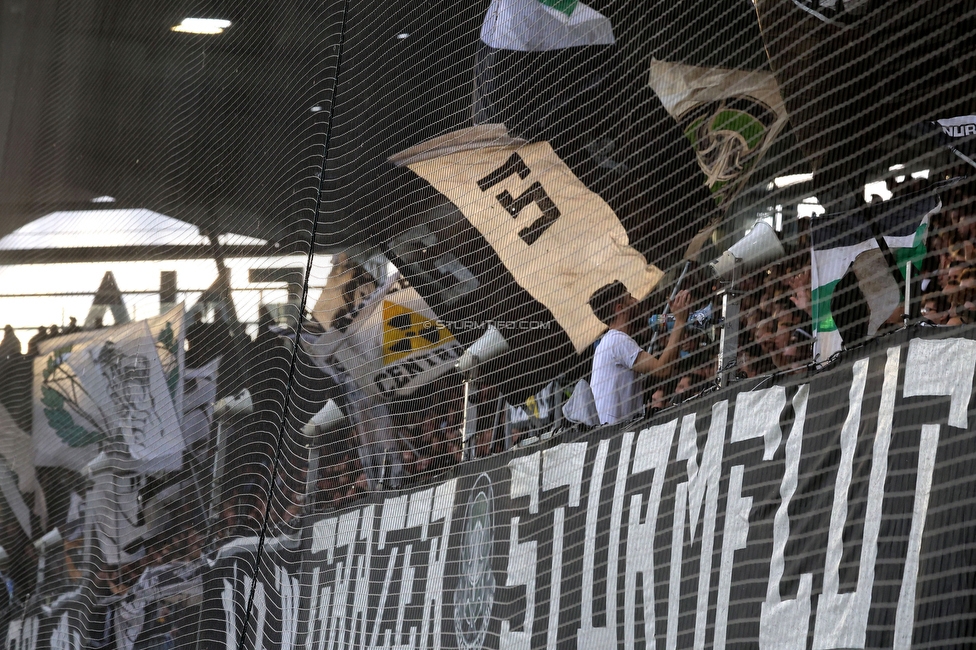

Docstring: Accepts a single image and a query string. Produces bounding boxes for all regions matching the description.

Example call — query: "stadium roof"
[0,0,770,259]
[0,0,487,254]
[0,209,265,250]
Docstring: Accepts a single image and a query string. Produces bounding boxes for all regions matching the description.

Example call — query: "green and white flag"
[33,317,185,472]
[811,194,939,359]
[480,0,613,51]
[648,60,789,209]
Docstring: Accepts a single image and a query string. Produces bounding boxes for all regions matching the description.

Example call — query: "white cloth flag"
[309,254,463,401]
[562,379,599,426]
[810,195,938,359]
[937,115,976,139]
[396,126,663,353]
[307,254,405,484]
[34,319,185,472]
[147,303,186,424]
[84,456,143,566]
[180,359,219,446]
[480,0,614,51]
[332,282,464,400]
[308,254,464,485]
[0,401,37,494]
[507,381,556,424]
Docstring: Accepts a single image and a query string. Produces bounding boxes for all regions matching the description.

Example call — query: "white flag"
[33,320,185,472]
[395,125,662,352]
[147,303,186,423]
[480,0,614,51]
[309,254,463,401]
[339,281,464,400]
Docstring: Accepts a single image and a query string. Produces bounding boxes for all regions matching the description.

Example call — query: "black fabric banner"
[372,7,723,400]
[208,326,976,649]
[12,326,976,649]
[755,0,976,192]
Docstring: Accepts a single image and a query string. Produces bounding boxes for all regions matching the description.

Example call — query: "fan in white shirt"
[589,282,690,425]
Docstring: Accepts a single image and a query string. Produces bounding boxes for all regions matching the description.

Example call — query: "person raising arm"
[589,281,692,425]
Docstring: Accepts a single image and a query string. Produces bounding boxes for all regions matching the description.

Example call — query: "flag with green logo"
[648,60,789,209]
[32,314,186,472]
[811,194,939,359]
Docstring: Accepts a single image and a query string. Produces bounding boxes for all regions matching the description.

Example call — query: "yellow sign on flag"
[381,300,455,366]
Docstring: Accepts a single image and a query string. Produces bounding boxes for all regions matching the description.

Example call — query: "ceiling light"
[310,106,323,112]
[91,196,116,203]
[396,32,410,39]
[171,18,232,35]
[772,173,814,188]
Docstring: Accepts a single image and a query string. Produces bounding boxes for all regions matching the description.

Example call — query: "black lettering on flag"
[500,181,561,245]
[476,152,531,190]
[478,152,562,246]
[401,360,426,380]
[374,371,391,396]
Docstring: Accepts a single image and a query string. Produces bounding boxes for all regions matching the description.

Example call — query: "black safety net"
[0,1,974,649]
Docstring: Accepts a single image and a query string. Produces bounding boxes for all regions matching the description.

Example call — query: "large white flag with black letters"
[391,125,663,353]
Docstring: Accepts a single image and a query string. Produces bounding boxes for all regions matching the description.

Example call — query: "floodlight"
[171,18,232,34]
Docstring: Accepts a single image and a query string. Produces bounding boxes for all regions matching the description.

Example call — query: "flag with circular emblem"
[648,60,789,210]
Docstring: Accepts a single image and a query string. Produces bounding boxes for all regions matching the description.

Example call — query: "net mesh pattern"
[0,1,974,648]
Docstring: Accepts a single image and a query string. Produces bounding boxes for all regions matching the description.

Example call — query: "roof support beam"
[0,244,275,265]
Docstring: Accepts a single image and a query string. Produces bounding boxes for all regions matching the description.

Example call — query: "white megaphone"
[33,528,62,552]
[455,325,511,376]
[83,451,138,479]
[708,222,785,279]
[213,389,253,419]
[303,399,347,437]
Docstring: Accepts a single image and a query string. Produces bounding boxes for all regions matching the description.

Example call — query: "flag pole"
[716,266,741,386]
[864,198,916,324]
[648,261,691,351]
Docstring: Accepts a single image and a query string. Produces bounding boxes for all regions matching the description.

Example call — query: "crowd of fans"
[0,165,974,647]
[5,171,975,533]
[638,166,976,416]
[0,307,254,618]
[0,316,95,362]
[299,163,976,497]
[303,376,470,511]
[919,173,976,326]
[89,514,206,650]
[0,304,285,649]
